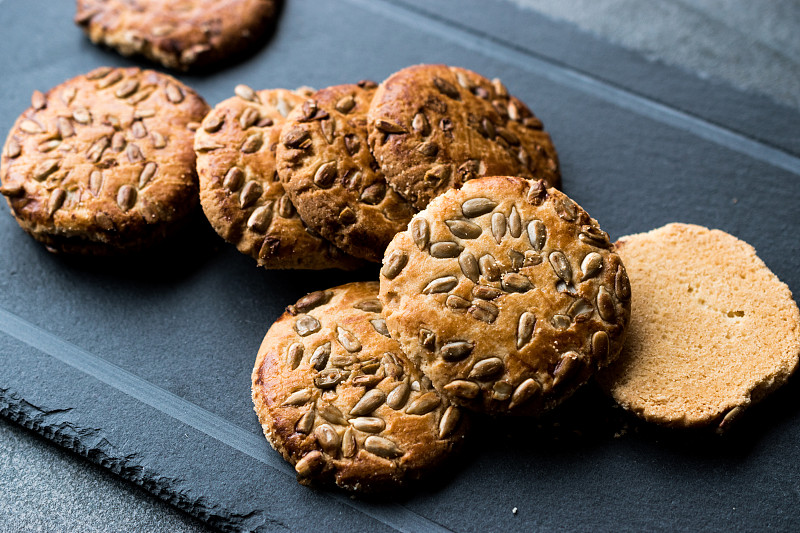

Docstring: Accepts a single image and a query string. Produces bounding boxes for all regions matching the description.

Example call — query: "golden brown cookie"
[276,83,415,263]
[379,177,629,415]
[252,282,468,492]
[368,64,561,211]
[0,67,209,254]
[75,0,276,71]
[598,223,800,431]
[195,86,363,270]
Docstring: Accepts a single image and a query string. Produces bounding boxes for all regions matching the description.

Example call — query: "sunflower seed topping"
[341,428,356,457]
[461,197,496,217]
[296,407,315,434]
[405,392,441,415]
[459,252,480,283]
[310,342,331,371]
[509,378,540,409]
[446,295,470,310]
[47,188,66,216]
[247,203,274,232]
[527,220,546,251]
[501,273,532,293]
[430,241,463,258]
[370,319,390,337]
[313,161,337,188]
[516,312,536,349]
[478,254,501,281]
[381,251,408,279]
[364,436,402,458]
[615,265,631,300]
[138,162,157,188]
[422,276,458,294]
[336,327,362,353]
[314,369,346,389]
[549,251,572,283]
[223,167,244,192]
[597,286,616,322]
[165,83,184,103]
[6,138,21,158]
[592,331,610,361]
[446,219,482,239]
[294,451,322,477]
[294,315,321,336]
[412,112,430,135]
[20,119,43,134]
[491,212,506,243]
[116,185,136,211]
[315,424,340,455]
[551,314,571,330]
[580,252,603,281]
[335,95,356,113]
[433,76,460,99]
[318,404,348,425]
[553,351,581,386]
[286,342,304,370]
[294,290,332,313]
[444,380,480,399]
[239,181,263,208]
[350,389,386,416]
[438,406,461,438]
[375,119,407,134]
[354,299,382,313]
[469,357,504,380]
[411,218,430,250]
[283,389,312,406]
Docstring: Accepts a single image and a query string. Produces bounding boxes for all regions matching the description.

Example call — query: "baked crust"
[0,67,209,254]
[598,223,800,431]
[379,176,629,415]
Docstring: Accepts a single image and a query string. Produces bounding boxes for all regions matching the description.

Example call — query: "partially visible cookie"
[195,86,363,270]
[75,0,276,71]
[598,223,800,431]
[276,83,415,263]
[368,64,561,211]
[0,67,209,254]
[379,176,629,415]
[252,282,468,492]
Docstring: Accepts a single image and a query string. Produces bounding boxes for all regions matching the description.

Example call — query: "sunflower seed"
[360,181,386,205]
[335,327,361,353]
[138,162,157,188]
[405,392,440,416]
[461,198,496,217]
[294,290,332,313]
[526,180,547,205]
[472,286,503,300]
[114,185,136,211]
[381,251,408,279]
[354,298,382,313]
[516,312,536,349]
[527,220,546,251]
[30,90,46,110]
[469,357,504,380]
[0,184,23,197]
[334,94,356,114]
[435,406,459,439]
[458,252,480,283]
[330,355,357,368]
[375,119,407,134]
[555,197,578,221]
[125,142,144,163]
[502,273,532,293]
[580,252,603,281]
[318,404,348,425]
[508,378,540,409]
[615,265,631,300]
[597,286,616,322]
[592,331,610,361]
[286,342,304,370]
[72,107,91,125]
[247,202,274,233]
[479,117,496,139]
[47,188,66,216]
[487,212,506,243]
[387,382,411,410]
[87,170,103,196]
[553,351,581,386]
[496,127,520,146]
[337,206,356,225]
[350,389,386,416]
[341,427,357,457]
[437,341,473,363]
[6,137,21,158]
[240,133,263,153]
[96,70,122,89]
[422,276,458,294]
[278,194,294,218]
[195,137,223,152]
[222,167,245,192]
[239,181,263,208]
[283,388,312,406]
[433,76,460,99]
[165,83,184,103]
[311,161,337,188]
[470,299,499,323]
[443,294,469,311]
[237,107,258,130]
[309,342,331,371]
[424,164,450,185]
[492,381,513,401]
[364,436,402,458]
[296,406,315,434]
[549,251,572,283]
[478,254,501,281]
[509,250,524,271]
[115,79,138,99]
[430,241,463,258]
[579,225,610,248]
[370,319,390,337]
[352,374,382,388]
[551,314,570,330]
[517,147,531,168]
[411,112,430,135]
[444,380,480,399]
[411,218,430,250]
[490,78,508,98]
[20,119,43,134]
[38,139,61,153]
[419,329,436,351]
[294,451,322,477]
[59,86,77,106]
[282,126,311,149]
[445,219,482,239]
[31,158,59,181]
[315,424,340,455]
[151,131,166,149]
[203,113,225,133]
[507,101,520,121]
[569,299,594,321]
[319,118,335,144]
[295,315,320,336]
[349,417,384,433]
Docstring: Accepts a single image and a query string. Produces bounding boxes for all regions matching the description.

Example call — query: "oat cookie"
[195,87,362,270]
[75,0,276,71]
[598,223,800,431]
[368,64,561,211]
[276,83,415,262]
[379,176,629,415]
[0,67,209,254]
[252,281,467,491]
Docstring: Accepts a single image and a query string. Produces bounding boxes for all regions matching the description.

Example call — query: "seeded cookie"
[252,282,467,491]
[598,223,800,431]
[379,177,629,415]
[195,86,362,270]
[75,0,276,71]
[368,64,561,211]
[0,67,209,254]
[276,83,415,262]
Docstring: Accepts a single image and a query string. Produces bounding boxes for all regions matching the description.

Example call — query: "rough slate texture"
[1,0,799,531]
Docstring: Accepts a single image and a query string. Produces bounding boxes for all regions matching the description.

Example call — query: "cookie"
[276,83,415,263]
[251,281,467,491]
[368,64,561,211]
[75,0,276,71]
[598,223,800,431]
[0,67,209,254]
[195,86,363,270]
[379,176,629,415]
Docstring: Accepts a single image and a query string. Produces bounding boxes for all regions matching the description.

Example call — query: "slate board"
[1,0,799,531]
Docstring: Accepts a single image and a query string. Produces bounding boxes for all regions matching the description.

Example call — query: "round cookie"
[276,83,415,263]
[368,64,561,211]
[252,282,468,491]
[0,67,209,254]
[195,86,363,270]
[75,0,276,71]
[379,176,629,415]
[598,223,800,431]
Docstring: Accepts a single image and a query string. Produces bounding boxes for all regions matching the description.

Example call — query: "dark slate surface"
[1,0,799,531]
